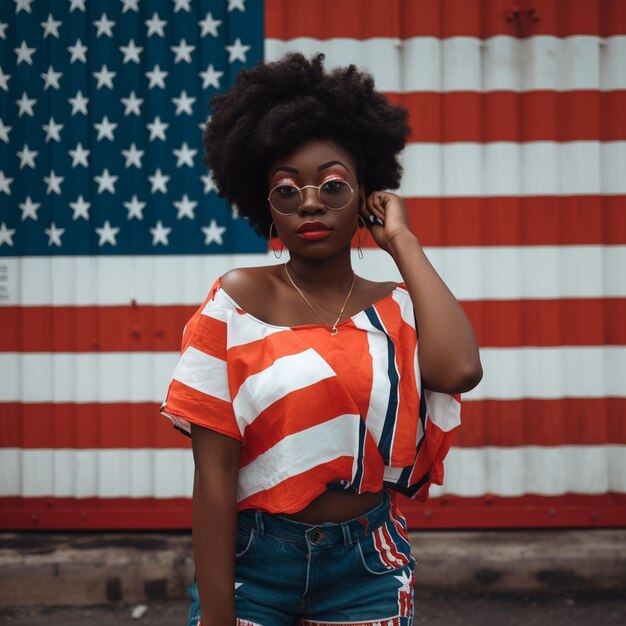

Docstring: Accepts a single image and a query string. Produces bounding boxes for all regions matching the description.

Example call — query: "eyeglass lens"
[270,179,352,214]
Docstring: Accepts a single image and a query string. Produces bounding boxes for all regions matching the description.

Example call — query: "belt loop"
[341,522,352,546]
[254,510,264,536]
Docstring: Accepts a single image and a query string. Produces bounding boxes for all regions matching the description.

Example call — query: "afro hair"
[203,52,411,238]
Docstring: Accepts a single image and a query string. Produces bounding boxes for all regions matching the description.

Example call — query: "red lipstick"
[296,221,332,240]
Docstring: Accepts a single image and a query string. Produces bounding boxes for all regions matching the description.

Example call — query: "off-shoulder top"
[160,277,461,514]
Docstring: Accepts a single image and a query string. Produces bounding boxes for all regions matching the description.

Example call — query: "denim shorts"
[188,490,416,626]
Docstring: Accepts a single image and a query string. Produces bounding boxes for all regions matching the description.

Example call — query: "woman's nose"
[299,186,324,212]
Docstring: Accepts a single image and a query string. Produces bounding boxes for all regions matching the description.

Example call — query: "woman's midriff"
[280,489,384,524]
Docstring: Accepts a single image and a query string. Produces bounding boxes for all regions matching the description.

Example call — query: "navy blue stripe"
[352,416,366,491]
[365,308,399,464]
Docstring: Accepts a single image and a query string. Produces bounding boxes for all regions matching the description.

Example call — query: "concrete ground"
[2,592,625,625]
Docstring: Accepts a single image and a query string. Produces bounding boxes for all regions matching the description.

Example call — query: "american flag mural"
[1,0,625,529]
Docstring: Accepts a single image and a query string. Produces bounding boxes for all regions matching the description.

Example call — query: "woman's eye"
[322,179,344,193]
[276,185,298,196]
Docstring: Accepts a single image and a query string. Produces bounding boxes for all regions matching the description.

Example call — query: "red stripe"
[373,527,396,568]
[265,0,626,39]
[380,521,409,566]
[1,297,623,352]
[4,398,624,449]
[386,92,626,143]
[402,196,626,247]
[1,494,623,530]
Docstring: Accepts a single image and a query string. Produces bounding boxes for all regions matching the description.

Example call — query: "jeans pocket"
[235,524,257,558]
[356,517,416,575]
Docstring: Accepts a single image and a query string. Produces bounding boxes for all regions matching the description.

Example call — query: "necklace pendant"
[330,326,339,336]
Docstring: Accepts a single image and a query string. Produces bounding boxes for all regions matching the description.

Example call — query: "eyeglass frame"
[267,178,357,215]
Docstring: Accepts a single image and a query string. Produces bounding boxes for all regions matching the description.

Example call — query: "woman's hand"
[360,191,414,254]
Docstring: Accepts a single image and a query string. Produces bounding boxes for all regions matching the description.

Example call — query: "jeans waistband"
[237,490,390,547]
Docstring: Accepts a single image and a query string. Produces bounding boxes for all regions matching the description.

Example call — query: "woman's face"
[267,139,364,260]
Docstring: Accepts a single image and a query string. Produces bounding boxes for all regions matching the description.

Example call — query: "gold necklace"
[284,263,356,336]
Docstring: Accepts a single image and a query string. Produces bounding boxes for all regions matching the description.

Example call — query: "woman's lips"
[296,221,332,240]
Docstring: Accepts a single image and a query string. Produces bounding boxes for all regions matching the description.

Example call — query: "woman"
[161,53,482,626]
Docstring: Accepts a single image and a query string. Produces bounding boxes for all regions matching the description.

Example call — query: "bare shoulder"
[351,276,400,312]
[220,266,282,313]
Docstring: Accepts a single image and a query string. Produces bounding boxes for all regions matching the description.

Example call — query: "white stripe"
[171,346,230,402]
[399,142,626,197]
[266,35,626,92]
[2,445,623,498]
[377,526,404,566]
[425,390,461,432]
[352,314,394,448]
[469,346,626,401]
[4,247,625,305]
[232,349,337,431]
[430,445,626,497]
[0,448,194,498]
[237,413,361,501]
[1,347,625,404]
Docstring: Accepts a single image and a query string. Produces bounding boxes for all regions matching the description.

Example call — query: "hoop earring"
[356,214,367,259]
[269,222,283,259]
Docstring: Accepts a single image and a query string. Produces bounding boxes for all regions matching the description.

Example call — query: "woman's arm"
[191,423,241,626]
[362,192,483,394]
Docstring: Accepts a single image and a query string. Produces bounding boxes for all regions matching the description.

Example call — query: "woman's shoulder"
[218,265,282,314]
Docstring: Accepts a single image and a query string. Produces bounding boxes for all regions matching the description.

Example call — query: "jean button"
[311,530,324,543]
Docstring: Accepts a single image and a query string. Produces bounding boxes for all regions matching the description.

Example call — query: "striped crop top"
[161,277,461,514]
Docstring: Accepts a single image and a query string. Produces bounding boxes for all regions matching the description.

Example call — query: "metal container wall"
[1,0,625,529]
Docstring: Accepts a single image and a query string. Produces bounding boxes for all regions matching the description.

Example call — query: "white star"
[145,12,167,37]
[41,65,62,90]
[16,92,36,117]
[69,195,91,220]
[42,117,64,143]
[171,39,195,63]
[19,196,40,221]
[0,67,10,92]
[0,118,11,143]
[93,13,115,38]
[94,115,118,141]
[199,12,221,37]
[148,169,170,194]
[69,90,89,116]
[93,64,116,89]
[95,220,120,246]
[120,39,143,64]
[234,582,243,590]
[14,0,34,14]
[174,194,197,219]
[17,143,38,168]
[173,0,191,12]
[0,223,16,247]
[225,38,250,63]
[147,116,169,141]
[44,222,65,247]
[201,173,217,194]
[202,219,226,246]
[121,143,144,168]
[68,38,88,63]
[14,40,36,65]
[94,168,118,194]
[69,142,90,168]
[149,220,172,246]
[0,171,14,195]
[146,64,168,89]
[124,195,145,220]
[121,0,139,13]
[69,0,86,12]
[172,90,196,116]
[393,570,413,591]
[199,114,212,131]
[41,13,62,39]
[228,0,246,11]
[43,170,64,195]
[0,22,8,40]
[120,91,143,116]
[199,64,223,89]
[173,142,197,168]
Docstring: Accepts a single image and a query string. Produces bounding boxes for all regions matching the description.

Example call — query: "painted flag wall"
[1,0,625,529]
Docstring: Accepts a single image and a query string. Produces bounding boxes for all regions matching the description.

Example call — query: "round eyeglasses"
[268,178,355,215]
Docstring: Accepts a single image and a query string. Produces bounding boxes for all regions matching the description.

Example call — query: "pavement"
[0,529,625,608]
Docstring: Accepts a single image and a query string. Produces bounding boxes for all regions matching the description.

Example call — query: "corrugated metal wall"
[1,0,625,529]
